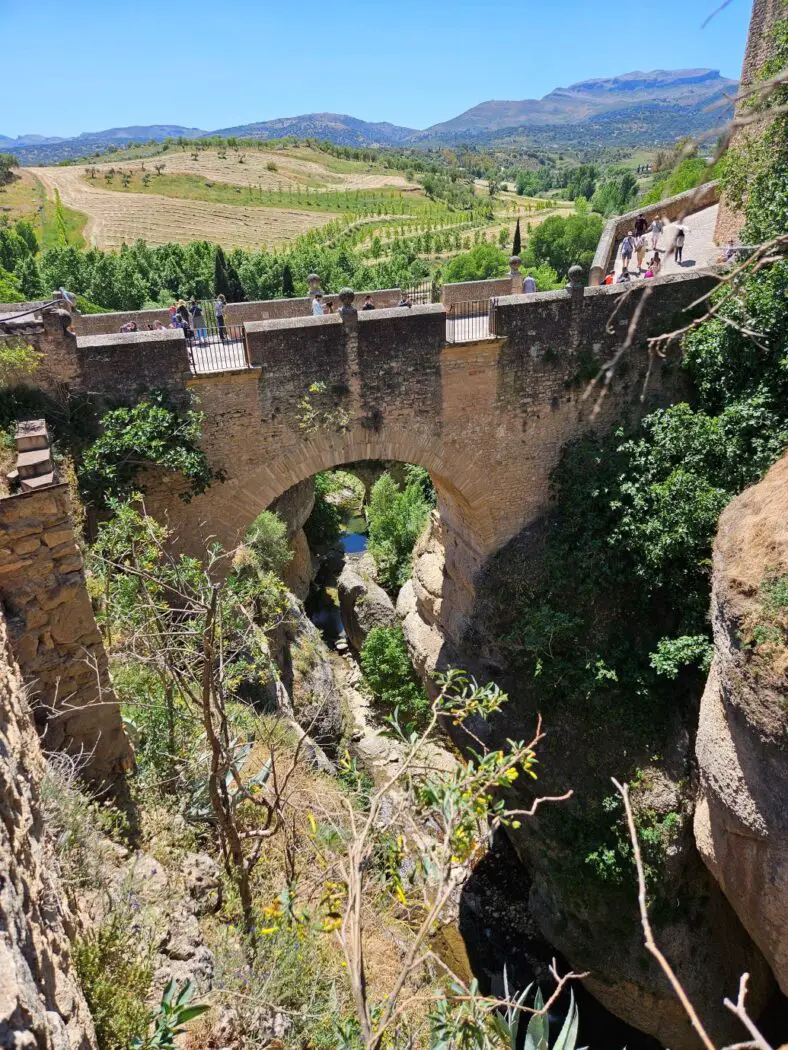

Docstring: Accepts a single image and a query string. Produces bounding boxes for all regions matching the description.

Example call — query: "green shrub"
[244,509,292,575]
[367,472,430,592]
[443,242,508,282]
[360,625,430,729]
[523,212,603,278]
[79,392,215,508]
[305,474,342,548]
[73,911,153,1050]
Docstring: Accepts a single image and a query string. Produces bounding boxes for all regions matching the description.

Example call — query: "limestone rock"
[338,555,396,652]
[0,611,97,1050]
[182,852,221,915]
[695,451,788,992]
[281,527,314,601]
[275,595,344,752]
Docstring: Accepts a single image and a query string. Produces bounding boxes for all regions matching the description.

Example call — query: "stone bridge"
[1,269,718,648]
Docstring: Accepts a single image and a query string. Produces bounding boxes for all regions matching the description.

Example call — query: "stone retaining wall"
[0,484,131,785]
[590,181,720,285]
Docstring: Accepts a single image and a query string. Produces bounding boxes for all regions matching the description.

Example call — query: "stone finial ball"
[509,255,522,268]
[338,287,356,308]
[567,265,584,287]
[307,273,320,282]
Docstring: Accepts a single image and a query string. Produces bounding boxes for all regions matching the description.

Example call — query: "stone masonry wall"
[0,484,131,787]
[0,610,97,1050]
[144,272,713,647]
[75,330,191,405]
[715,0,784,243]
[0,308,81,390]
[440,276,518,306]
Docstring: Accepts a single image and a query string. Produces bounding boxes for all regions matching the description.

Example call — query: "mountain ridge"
[2,67,737,163]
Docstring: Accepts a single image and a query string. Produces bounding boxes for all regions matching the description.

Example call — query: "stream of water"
[304,513,368,645]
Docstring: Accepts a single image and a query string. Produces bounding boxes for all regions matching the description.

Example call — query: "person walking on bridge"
[650,217,664,251]
[523,273,537,294]
[621,231,635,270]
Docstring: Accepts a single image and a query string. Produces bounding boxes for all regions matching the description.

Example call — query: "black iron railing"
[404,278,439,305]
[445,298,498,343]
[186,324,249,374]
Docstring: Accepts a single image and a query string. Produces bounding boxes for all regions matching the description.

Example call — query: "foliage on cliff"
[79,392,216,507]
[481,56,788,892]
[367,471,431,591]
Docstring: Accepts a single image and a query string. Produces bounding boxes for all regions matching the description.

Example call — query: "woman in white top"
[650,218,664,251]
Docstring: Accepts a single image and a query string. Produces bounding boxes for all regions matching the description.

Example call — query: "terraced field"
[112,148,412,191]
[27,146,415,250]
[29,164,337,249]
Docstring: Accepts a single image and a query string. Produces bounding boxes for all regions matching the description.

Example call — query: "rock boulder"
[338,553,396,652]
[694,451,788,992]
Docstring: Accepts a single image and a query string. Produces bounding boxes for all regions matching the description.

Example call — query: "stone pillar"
[508,255,522,294]
[338,287,357,320]
[566,265,585,351]
[0,484,132,787]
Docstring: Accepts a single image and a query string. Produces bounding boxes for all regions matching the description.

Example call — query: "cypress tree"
[512,218,521,257]
[225,257,244,302]
[282,263,294,298]
[214,246,231,298]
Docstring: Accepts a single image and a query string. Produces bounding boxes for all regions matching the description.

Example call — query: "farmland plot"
[30,166,336,249]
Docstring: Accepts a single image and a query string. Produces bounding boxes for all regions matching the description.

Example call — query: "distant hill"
[1,125,205,165]
[209,112,416,147]
[417,69,737,139]
[3,68,737,164]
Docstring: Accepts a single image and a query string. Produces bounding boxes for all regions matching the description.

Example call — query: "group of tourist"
[599,212,687,285]
[310,293,412,315]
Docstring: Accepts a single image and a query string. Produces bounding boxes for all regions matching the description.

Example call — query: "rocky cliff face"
[0,611,96,1050]
[402,511,774,1050]
[270,480,316,601]
[694,451,788,993]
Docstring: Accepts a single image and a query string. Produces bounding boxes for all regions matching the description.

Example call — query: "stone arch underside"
[145,421,501,644]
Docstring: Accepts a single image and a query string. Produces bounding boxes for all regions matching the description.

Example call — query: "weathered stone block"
[43,529,75,548]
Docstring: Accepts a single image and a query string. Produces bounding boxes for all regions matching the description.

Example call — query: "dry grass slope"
[29,165,338,250]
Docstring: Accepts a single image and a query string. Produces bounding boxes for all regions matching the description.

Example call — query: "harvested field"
[30,165,336,249]
[77,148,411,192]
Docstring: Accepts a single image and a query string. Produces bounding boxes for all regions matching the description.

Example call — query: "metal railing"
[186,324,250,374]
[445,298,498,343]
[404,278,439,305]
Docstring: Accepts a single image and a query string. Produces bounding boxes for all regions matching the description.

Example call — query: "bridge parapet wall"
[441,276,516,306]
[75,329,191,403]
[73,288,403,336]
[496,268,720,364]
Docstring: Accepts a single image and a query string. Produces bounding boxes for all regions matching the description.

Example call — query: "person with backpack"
[650,217,664,251]
[635,235,647,272]
[620,231,635,270]
[190,299,206,342]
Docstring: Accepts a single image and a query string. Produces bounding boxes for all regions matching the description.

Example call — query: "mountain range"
[1,68,737,163]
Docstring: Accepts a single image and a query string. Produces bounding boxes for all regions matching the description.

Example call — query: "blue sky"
[1,0,751,138]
